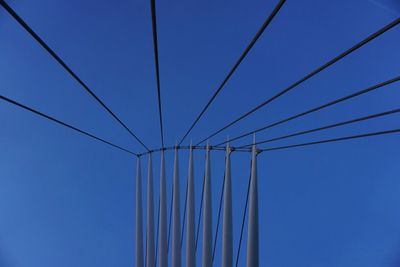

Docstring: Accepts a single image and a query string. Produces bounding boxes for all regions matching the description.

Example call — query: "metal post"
[147,154,155,267]
[186,145,196,267]
[222,145,233,267]
[202,145,212,267]
[158,151,168,267]
[246,137,259,267]
[172,148,181,266]
[136,157,144,267]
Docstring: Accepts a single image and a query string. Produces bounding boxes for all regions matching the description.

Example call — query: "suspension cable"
[196,18,400,145]
[215,76,400,147]
[234,158,253,267]
[239,108,400,148]
[259,128,400,152]
[0,0,150,152]
[1,95,137,156]
[178,0,286,145]
[150,0,166,148]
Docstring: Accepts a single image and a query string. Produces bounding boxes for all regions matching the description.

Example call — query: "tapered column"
[158,151,168,267]
[146,154,155,267]
[202,145,212,267]
[186,146,196,267]
[172,148,181,267]
[222,145,232,267]
[136,158,144,267]
[246,140,259,267]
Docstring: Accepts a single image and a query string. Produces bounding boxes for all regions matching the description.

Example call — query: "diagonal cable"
[180,177,189,248]
[167,186,173,252]
[259,128,400,152]
[195,170,206,251]
[0,0,150,152]
[150,0,165,148]
[1,95,137,156]
[212,155,227,262]
[215,76,400,147]
[234,159,253,267]
[178,0,286,145]
[197,18,400,145]
[238,108,400,148]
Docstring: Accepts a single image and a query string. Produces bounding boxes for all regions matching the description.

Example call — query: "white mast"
[202,144,212,267]
[186,145,196,267]
[135,157,144,267]
[222,144,233,267]
[246,136,259,267]
[158,151,168,267]
[172,147,181,266]
[146,154,155,267]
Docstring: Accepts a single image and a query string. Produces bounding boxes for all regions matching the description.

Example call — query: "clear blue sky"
[1,0,400,266]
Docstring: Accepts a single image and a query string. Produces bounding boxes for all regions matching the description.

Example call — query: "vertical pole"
[147,154,155,267]
[202,145,212,267]
[186,145,196,267]
[172,148,181,266]
[158,151,168,267]
[246,136,259,267]
[222,145,232,267]
[136,157,144,267]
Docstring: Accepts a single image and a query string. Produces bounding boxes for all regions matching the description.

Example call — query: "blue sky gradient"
[1,0,400,266]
